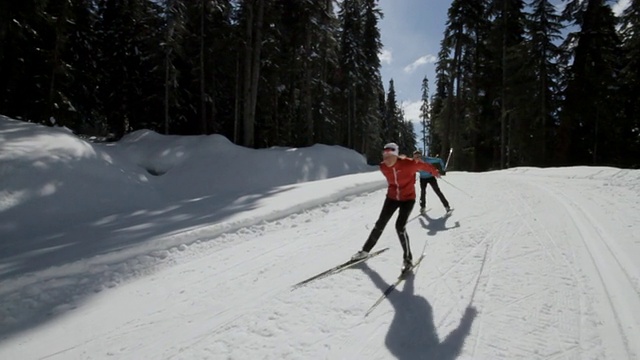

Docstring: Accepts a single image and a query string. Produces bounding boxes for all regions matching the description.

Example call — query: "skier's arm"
[439,158,446,175]
[415,160,440,178]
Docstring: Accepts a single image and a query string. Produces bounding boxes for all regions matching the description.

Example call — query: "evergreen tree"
[430,45,449,159]
[525,0,563,165]
[64,0,102,133]
[619,0,640,167]
[383,79,399,140]
[0,0,51,123]
[434,0,489,170]
[337,0,365,148]
[96,0,164,138]
[419,76,430,154]
[312,0,342,147]
[558,0,622,165]
[487,0,529,168]
[161,0,187,134]
[360,0,385,158]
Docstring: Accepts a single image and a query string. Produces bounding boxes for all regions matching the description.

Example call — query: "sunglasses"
[383,147,396,152]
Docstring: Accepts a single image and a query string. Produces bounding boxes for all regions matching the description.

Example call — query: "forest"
[1,0,638,169]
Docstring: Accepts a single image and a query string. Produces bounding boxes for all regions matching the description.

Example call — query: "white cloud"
[403,54,437,74]
[379,49,393,65]
[612,0,630,16]
[402,100,423,123]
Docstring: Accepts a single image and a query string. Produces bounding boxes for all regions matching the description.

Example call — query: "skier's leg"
[362,198,399,252]
[419,178,428,208]
[395,200,415,262]
[428,177,450,209]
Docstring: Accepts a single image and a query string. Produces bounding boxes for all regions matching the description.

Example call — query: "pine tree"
[435,0,489,170]
[383,79,399,140]
[0,0,50,123]
[419,76,430,154]
[525,0,563,165]
[360,0,384,158]
[161,0,186,134]
[559,0,622,165]
[63,0,102,133]
[430,45,449,159]
[96,0,164,138]
[337,0,365,148]
[313,0,341,147]
[619,0,640,167]
[241,0,264,147]
[172,0,234,136]
[487,0,529,168]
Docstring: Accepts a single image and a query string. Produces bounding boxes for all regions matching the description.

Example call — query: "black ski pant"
[361,197,414,262]
[419,177,449,209]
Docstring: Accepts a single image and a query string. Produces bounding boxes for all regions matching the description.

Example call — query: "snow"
[1,115,640,359]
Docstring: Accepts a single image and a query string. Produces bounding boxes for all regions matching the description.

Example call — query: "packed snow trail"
[1,169,639,359]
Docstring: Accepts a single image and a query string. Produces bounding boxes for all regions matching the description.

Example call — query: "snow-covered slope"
[1,116,640,359]
[0,116,379,279]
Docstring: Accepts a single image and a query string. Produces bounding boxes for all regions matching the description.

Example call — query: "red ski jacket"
[380,157,440,201]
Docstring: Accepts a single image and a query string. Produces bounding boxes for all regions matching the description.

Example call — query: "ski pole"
[439,177,474,198]
[444,148,453,171]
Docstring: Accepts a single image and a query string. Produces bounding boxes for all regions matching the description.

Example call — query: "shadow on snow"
[0,184,290,342]
[418,212,460,236]
[359,263,476,360]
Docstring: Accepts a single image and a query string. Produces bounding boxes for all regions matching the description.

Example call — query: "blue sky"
[376,0,631,132]
[377,0,450,128]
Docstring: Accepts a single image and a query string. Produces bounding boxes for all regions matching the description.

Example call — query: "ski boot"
[401,258,413,274]
[351,250,369,261]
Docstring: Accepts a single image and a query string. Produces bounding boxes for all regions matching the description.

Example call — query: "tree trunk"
[242,1,254,146]
[303,27,313,146]
[234,52,240,143]
[444,29,463,164]
[243,0,264,148]
[500,0,508,169]
[211,69,216,133]
[593,108,599,164]
[200,0,207,134]
[164,50,170,134]
[48,1,69,121]
[540,58,547,165]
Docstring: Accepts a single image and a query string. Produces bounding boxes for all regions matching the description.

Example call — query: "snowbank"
[0,116,381,280]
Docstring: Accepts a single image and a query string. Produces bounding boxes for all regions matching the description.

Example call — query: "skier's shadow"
[359,263,477,360]
[420,212,460,236]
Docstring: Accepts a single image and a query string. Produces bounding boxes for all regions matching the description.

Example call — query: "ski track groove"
[543,186,638,359]
[520,176,639,359]
[469,212,516,359]
[160,191,388,359]
[470,177,573,359]
[506,179,589,359]
[432,215,511,285]
[469,233,507,358]
[556,184,640,298]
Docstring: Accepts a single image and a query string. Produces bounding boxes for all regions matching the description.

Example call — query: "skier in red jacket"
[352,142,440,272]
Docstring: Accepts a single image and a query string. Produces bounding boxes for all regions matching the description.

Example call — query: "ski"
[291,247,389,290]
[365,253,427,317]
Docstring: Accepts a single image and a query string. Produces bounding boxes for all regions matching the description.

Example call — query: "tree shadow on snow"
[0,184,290,341]
[419,212,460,236]
[359,263,477,360]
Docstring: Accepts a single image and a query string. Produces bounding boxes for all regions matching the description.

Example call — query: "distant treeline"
[0,0,417,164]
[426,0,639,169]
[1,1,638,169]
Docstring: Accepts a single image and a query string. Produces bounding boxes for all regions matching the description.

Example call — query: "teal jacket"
[418,156,445,179]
